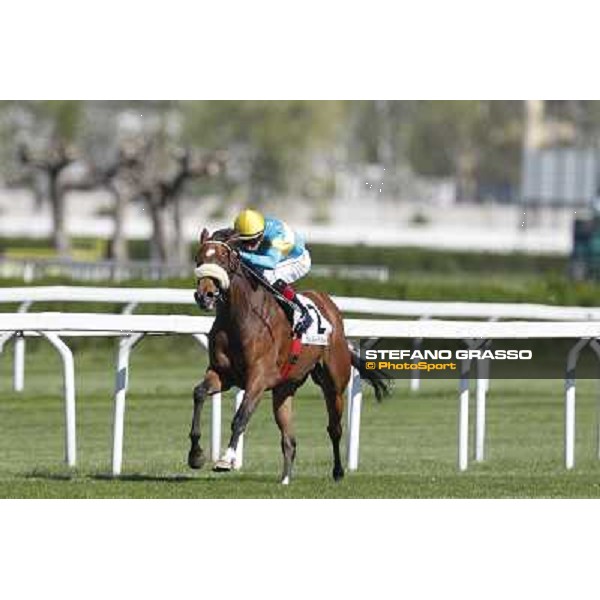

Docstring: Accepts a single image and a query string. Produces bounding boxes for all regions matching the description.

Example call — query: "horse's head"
[193,228,241,311]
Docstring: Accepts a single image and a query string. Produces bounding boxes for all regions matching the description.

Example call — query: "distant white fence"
[4,285,600,320]
[1,311,599,477]
[0,258,389,283]
[4,285,600,319]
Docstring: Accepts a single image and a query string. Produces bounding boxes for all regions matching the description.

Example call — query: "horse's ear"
[200,228,209,244]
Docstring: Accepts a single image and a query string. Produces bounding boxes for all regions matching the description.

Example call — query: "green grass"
[1,338,600,498]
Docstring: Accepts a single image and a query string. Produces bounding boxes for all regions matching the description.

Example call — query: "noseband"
[194,240,241,294]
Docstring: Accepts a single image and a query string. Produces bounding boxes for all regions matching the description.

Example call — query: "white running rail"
[1,312,599,476]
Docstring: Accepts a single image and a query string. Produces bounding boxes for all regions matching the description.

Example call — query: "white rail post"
[475,340,491,462]
[41,332,77,467]
[410,337,423,392]
[410,316,430,392]
[14,301,32,392]
[193,333,224,464]
[564,338,588,470]
[347,365,363,471]
[345,338,375,471]
[111,332,144,476]
[13,334,25,392]
[121,302,138,315]
[458,353,472,472]
[483,318,498,396]
[234,389,245,469]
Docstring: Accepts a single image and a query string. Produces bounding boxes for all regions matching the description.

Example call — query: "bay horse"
[189,228,390,483]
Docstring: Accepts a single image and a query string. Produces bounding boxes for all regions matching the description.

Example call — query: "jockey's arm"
[240,246,283,270]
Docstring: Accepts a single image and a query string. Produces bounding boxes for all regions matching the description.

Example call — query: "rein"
[239,262,298,314]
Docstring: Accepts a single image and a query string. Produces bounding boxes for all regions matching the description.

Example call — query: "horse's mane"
[211,228,238,243]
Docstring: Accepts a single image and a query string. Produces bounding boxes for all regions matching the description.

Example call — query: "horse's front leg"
[213,380,266,472]
[188,369,222,469]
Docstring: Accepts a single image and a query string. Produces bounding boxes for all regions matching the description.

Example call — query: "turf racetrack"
[1,336,600,498]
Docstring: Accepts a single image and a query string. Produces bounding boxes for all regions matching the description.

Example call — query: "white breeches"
[262,250,311,285]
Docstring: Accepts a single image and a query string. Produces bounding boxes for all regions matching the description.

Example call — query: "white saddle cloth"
[294,294,332,346]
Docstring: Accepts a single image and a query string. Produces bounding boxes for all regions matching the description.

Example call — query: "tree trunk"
[149,202,170,263]
[172,196,188,264]
[50,175,70,257]
[455,149,477,202]
[110,185,129,263]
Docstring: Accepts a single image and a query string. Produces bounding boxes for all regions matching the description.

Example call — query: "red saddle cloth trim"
[280,337,303,379]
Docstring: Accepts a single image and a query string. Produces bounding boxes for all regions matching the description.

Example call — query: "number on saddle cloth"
[307,305,327,334]
[295,295,332,345]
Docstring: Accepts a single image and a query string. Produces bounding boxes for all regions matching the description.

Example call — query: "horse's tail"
[349,348,392,402]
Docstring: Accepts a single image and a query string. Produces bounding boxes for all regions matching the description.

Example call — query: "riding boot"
[274,280,313,335]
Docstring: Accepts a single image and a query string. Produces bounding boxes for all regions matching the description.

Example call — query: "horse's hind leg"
[188,369,222,469]
[326,389,345,481]
[312,363,345,481]
[272,386,297,485]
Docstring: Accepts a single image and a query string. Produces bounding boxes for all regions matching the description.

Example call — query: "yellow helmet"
[234,208,265,239]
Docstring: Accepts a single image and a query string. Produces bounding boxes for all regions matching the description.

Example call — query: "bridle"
[194,239,242,304]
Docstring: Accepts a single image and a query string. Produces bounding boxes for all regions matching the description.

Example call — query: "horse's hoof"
[333,468,345,482]
[188,449,206,469]
[281,476,290,485]
[212,459,234,472]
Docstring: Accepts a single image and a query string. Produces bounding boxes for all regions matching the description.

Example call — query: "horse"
[188,228,391,483]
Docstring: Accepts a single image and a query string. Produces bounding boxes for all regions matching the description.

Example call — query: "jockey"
[233,208,314,335]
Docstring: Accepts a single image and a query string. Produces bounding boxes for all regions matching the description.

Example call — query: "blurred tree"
[80,100,168,263]
[103,130,225,262]
[545,100,600,146]
[344,101,412,165]
[407,101,482,200]
[94,142,140,263]
[577,101,600,143]
[16,101,83,255]
[473,101,523,201]
[8,99,600,260]
[407,101,523,202]
[181,101,343,205]
[342,101,419,198]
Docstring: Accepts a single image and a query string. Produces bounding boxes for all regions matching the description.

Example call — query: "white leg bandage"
[223,447,236,463]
